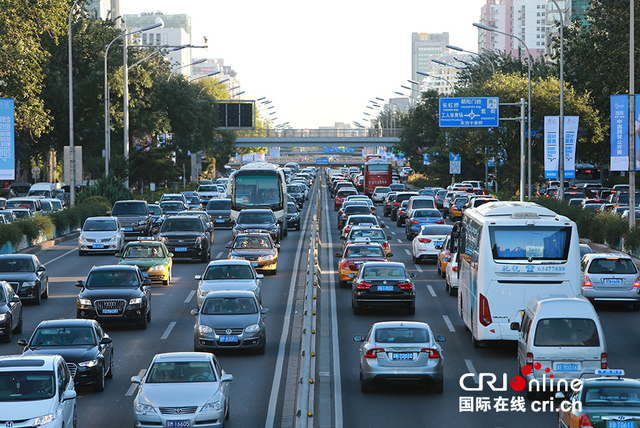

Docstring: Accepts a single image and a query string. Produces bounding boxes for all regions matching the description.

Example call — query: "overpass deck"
[234,128,401,148]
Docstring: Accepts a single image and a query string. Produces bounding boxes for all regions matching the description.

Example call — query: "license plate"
[167,421,191,428]
[175,247,187,252]
[377,285,394,291]
[251,262,258,267]
[247,229,261,232]
[220,335,238,343]
[434,241,443,247]
[608,422,634,428]
[555,363,579,371]
[603,278,623,286]
[92,244,104,249]
[392,353,413,360]
[124,227,133,232]
[142,272,149,277]
[216,219,225,223]
[101,309,119,314]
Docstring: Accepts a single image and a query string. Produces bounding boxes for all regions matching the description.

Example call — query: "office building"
[84,0,119,20]
[411,32,450,99]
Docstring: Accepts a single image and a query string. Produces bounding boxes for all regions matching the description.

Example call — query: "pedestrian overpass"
[233,128,401,148]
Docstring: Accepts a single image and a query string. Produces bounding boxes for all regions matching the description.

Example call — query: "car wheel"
[137,314,148,330]
[339,280,348,289]
[194,340,204,352]
[633,302,640,311]
[42,281,48,299]
[445,278,450,292]
[255,339,266,355]
[437,264,442,276]
[33,285,42,305]
[270,268,277,276]
[296,223,301,231]
[396,219,402,227]
[283,226,288,238]
[225,399,230,420]
[93,366,105,392]
[431,379,444,394]
[1,316,11,343]
[78,250,85,256]
[201,249,210,263]
[360,374,373,393]
[147,308,151,322]
[105,352,114,379]
[14,311,23,334]
[449,285,457,297]
[352,302,362,315]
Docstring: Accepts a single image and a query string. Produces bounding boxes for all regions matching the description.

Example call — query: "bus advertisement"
[363,159,393,196]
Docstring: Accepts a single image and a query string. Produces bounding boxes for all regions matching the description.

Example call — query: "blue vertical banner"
[0,99,15,180]
[449,152,461,175]
[609,94,640,171]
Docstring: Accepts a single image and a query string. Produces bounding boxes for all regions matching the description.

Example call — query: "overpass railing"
[234,128,402,138]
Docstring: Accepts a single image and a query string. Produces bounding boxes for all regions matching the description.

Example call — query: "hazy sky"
[120,0,487,129]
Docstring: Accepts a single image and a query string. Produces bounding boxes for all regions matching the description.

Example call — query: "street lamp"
[104,21,163,177]
[190,71,221,83]
[416,70,455,92]
[432,59,474,88]
[548,0,565,202]
[474,22,532,200]
[168,58,207,80]
[447,45,496,75]
[68,0,81,206]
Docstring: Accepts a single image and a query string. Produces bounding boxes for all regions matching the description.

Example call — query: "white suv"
[0,354,77,427]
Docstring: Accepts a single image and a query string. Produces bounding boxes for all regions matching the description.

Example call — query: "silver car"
[581,252,640,308]
[194,260,263,308]
[132,352,232,428]
[353,321,445,393]
[78,216,125,256]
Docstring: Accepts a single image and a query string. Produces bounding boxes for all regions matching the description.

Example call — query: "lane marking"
[125,369,147,396]
[396,239,403,244]
[465,359,478,384]
[442,315,456,332]
[215,251,224,259]
[184,290,195,304]
[426,284,437,297]
[43,248,77,266]
[404,249,411,256]
[160,321,176,340]
[414,264,423,273]
[389,230,396,235]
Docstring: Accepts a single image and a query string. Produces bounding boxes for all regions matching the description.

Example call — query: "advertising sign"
[609,94,640,171]
[544,116,579,179]
[0,99,15,180]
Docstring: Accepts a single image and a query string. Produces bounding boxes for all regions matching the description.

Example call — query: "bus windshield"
[489,226,571,260]
[233,173,282,210]
[367,163,391,173]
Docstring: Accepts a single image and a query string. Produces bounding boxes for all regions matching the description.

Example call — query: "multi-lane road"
[3,173,640,428]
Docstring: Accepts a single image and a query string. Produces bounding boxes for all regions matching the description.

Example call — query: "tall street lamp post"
[68,0,81,206]
[446,45,496,76]
[416,71,455,93]
[549,0,565,202]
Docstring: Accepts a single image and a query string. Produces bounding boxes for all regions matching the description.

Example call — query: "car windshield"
[149,206,161,216]
[588,258,637,274]
[84,219,117,232]
[583,385,640,407]
[348,216,377,226]
[201,297,258,315]
[31,327,96,346]
[237,213,275,224]
[0,371,55,401]
[350,229,385,240]
[204,265,253,280]
[146,361,216,383]
[362,266,406,279]
[123,245,164,259]
[233,236,272,249]
[161,219,203,232]
[186,196,199,204]
[0,258,34,272]
[375,327,429,343]
[412,199,435,208]
[533,318,600,347]
[199,186,217,192]
[375,187,391,193]
[208,200,231,210]
[287,205,298,213]
[414,210,441,218]
[112,202,147,215]
[346,246,384,257]
[287,186,301,193]
[345,206,371,215]
[160,202,183,211]
[86,271,140,287]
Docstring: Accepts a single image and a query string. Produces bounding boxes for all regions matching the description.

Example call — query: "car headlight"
[134,403,156,415]
[259,254,275,261]
[198,288,209,297]
[195,236,205,245]
[201,400,223,413]
[138,220,147,225]
[158,236,168,244]
[78,359,99,368]
[0,314,6,322]
[78,235,87,243]
[78,298,92,307]
[129,297,143,305]
[149,265,165,271]
[245,323,260,333]
[34,413,56,426]
[197,324,213,334]
[229,255,243,260]
[22,281,36,288]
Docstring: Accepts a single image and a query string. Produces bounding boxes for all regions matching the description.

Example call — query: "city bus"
[228,161,288,239]
[363,158,393,197]
[454,201,581,347]
[570,163,602,187]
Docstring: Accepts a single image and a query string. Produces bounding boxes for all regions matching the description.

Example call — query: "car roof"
[583,252,633,261]
[152,352,213,363]
[90,264,139,272]
[206,259,253,267]
[372,320,432,330]
[0,354,62,370]
[362,261,406,269]
[35,319,97,329]
[0,254,34,259]
[202,289,256,299]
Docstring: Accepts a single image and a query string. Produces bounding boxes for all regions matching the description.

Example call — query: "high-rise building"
[411,33,450,99]
[84,0,119,20]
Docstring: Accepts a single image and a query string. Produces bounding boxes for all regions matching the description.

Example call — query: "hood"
[119,259,165,268]
[199,313,260,328]
[80,286,142,300]
[0,272,36,281]
[207,210,231,217]
[140,382,219,408]
[81,231,118,240]
[159,231,205,238]
[229,249,275,258]
[23,345,99,364]
[0,398,58,420]
[234,223,277,230]
[199,279,258,293]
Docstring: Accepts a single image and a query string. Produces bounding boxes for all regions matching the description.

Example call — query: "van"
[28,183,57,199]
[511,294,607,399]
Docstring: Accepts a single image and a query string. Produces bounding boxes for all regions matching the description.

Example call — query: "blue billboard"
[0,99,15,180]
[610,94,640,171]
[439,97,499,127]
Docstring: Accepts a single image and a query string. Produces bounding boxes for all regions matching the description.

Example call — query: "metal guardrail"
[234,128,402,138]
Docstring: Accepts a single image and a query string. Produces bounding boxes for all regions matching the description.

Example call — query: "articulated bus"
[228,161,288,239]
[363,158,393,196]
[455,202,581,347]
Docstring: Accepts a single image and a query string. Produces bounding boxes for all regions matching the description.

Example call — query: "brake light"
[526,352,534,370]
[452,265,458,273]
[601,352,607,369]
[394,202,400,206]
[421,348,441,359]
[342,261,350,269]
[583,275,593,288]
[634,276,640,288]
[410,219,420,224]
[579,414,593,427]
[365,348,385,359]
[418,238,431,243]
[479,293,492,326]
[436,219,445,224]
[357,281,373,290]
[397,281,413,290]
[382,241,390,251]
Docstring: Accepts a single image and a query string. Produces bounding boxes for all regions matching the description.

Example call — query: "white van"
[28,183,57,199]
[511,294,607,399]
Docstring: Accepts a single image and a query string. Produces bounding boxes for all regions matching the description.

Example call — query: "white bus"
[455,201,581,347]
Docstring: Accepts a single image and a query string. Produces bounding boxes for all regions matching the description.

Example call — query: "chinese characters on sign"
[459,396,527,413]
[544,116,579,179]
[439,97,499,128]
[0,99,15,180]
[449,153,461,175]
[609,94,640,171]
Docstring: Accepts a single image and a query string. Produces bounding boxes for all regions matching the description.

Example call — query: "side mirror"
[510,322,521,331]
[555,392,565,400]
[436,334,446,342]
[100,337,113,345]
[168,253,174,257]
[225,244,231,248]
[410,273,418,279]
[275,243,280,249]
[17,339,27,346]
[131,376,142,384]
[37,266,46,272]
[194,275,202,281]
[142,278,152,286]
[353,335,364,342]
[335,253,342,258]
[387,253,393,258]
[190,308,199,316]
[76,280,84,288]
[62,390,77,401]
[10,295,20,303]
[221,374,233,382]
[339,236,346,240]
[106,211,112,215]
[115,253,121,258]
[261,308,270,315]
[256,274,264,279]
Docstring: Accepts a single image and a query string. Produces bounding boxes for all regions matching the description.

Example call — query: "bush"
[604,215,629,249]
[407,173,439,189]
[33,214,55,238]
[78,175,133,205]
[624,225,640,253]
[15,219,41,242]
[0,223,24,247]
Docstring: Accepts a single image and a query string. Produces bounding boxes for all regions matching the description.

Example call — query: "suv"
[110,200,152,237]
[232,209,280,242]
[581,253,640,309]
[157,216,212,262]
[206,198,232,228]
[390,192,419,221]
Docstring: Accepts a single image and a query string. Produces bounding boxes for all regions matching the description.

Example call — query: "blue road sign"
[449,153,461,175]
[0,99,15,180]
[316,157,329,165]
[439,97,499,127]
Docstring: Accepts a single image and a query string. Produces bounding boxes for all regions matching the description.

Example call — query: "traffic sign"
[449,153,461,175]
[316,157,329,165]
[439,97,499,127]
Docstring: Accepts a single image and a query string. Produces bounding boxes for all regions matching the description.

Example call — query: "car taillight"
[382,241,390,251]
[344,226,351,234]
[421,348,441,359]
[452,265,458,273]
[601,352,607,369]
[526,352,534,370]
[342,261,350,269]
[418,238,431,243]
[583,275,593,288]
[410,219,420,224]
[398,282,413,290]
[479,293,492,326]
[436,219,445,224]
[357,281,373,290]
[365,348,384,359]
[634,276,640,288]
[394,202,400,206]
[579,414,593,428]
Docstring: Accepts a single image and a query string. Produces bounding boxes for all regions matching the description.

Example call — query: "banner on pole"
[0,99,15,180]
[544,116,579,179]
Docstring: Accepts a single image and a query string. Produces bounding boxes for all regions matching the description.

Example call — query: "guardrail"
[234,128,402,138]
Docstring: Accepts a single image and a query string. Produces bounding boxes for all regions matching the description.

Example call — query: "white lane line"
[389,230,396,235]
[43,248,77,266]
[404,249,411,256]
[465,359,478,384]
[396,239,403,244]
[125,369,147,396]
[442,315,456,332]
[160,322,176,340]
[426,284,437,297]
[414,264,423,273]
[184,290,196,304]
[215,251,224,259]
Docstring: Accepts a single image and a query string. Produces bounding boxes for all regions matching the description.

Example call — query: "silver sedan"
[194,261,263,308]
[353,321,445,393]
[132,352,232,428]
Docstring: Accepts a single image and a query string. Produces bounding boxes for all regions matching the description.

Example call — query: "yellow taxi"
[335,242,391,288]
[436,235,452,278]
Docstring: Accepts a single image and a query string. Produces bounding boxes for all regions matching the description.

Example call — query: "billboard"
[0,99,15,180]
[610,94,640,171]
[543,116,579,179]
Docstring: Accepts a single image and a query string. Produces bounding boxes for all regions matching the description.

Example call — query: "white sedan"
[411,224,453,264]
[78,216,125,256]
[445,252,459,296]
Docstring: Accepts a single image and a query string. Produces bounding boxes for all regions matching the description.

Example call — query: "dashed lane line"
[465,359,478,384]
[442,315,456,332]
[414,264,423,273]
[160,322,176,340]
[184,290,196,304]
[215,251,224,259]
[43,248,77,266]
[426,284,437,297]
[404,249,411,256]
[397,239,403,244]
[125,369,146,396]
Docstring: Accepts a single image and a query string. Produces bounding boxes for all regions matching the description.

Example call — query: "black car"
[159,201,187,217]
[0,254,49,304]
[286,202,301,231]
[157,215,212,262]
[110,200,152,237]
[148,204,165,234]
[76,265,152,329]
[19,319,114,392]
[351,262,417,315]
[206,198,232,228]
[338,204,373,230]
[232,208,281,242]
[286,184,304,209]
[0,280,22,343]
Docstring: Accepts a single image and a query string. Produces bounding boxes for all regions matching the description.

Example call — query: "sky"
[120,0,488,129]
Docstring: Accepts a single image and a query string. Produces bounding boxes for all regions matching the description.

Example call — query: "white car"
[194,260,264,308]
[445,252,459,296]
[132,352,232,427]
[411,224,453,264]
[78,216,125,256]
[0,354,77,428]
[371,186,391,204]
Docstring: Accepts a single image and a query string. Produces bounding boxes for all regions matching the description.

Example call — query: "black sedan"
[0,254,49,304]
[286,202,301,231]
[351,262,417,315]
[76,265,152,329]
[232,208,281,242]
[157,215,212,262]
[0,280,22,343]
[19,319,114,392]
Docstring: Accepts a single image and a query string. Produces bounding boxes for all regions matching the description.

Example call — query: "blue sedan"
[404,209,444,240]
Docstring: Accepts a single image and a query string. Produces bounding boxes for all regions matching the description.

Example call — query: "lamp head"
[446,44,463,52]
[473,22,495,32]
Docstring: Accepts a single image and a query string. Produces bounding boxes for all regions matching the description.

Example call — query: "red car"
[334,188,358,211]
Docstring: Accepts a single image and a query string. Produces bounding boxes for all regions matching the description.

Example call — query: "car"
[132,352,232,427]
[159,200,187,217]
[6,197,41,212]
[77,216,125,256]
[0,254,49,304]
[353,321,445,393]
[444,252,459,296]
[436,235,454,278]
[450,195,470,220]
[191,290,268,353]
[157,215,212,262]
[382,192,397,217]
[19,319,114,392]
[226,232,279,275]
[404,208,445,240]
[117,240,173,285]
[0,354,77,427]
[395,200,410,226]
[390,192,419,221]
[351,262,417,315]
[197,184,221,202]
[336,242,392,288]
[334,188,358,210]
[232,208,281,242]
[338,204,373,230]
[76,265,152,329]
[286,202,301,231]
[342,214,380,238]
[0,210,16,223]
[371,186,391,204]
[110,200,152,237]
[581,252,640,308]
[411,224,453,264]
[194,260,263,308]
[434,189,448,210]
[184,194,202,210]
[6,207,32,219]
[342,225,391,255]
[389,183,406,192]
[159,193,188,205]
[580,243,594,257]
[287,184,305,208]
[176,210,214,243]
[206,198,232,228]
[0,280,22,342]
[148,204,165,234]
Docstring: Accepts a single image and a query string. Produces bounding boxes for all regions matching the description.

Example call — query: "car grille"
[85,238,97,242]
[166,237,197,246]
[215,328,244,335]
[159,406,198,415]
[243,256,259,262]
[94,299,127,315]
[67,362,77,378]
[137,266,150,272]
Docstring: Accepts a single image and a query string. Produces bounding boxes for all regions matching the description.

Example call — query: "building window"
[155,33,161,45]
